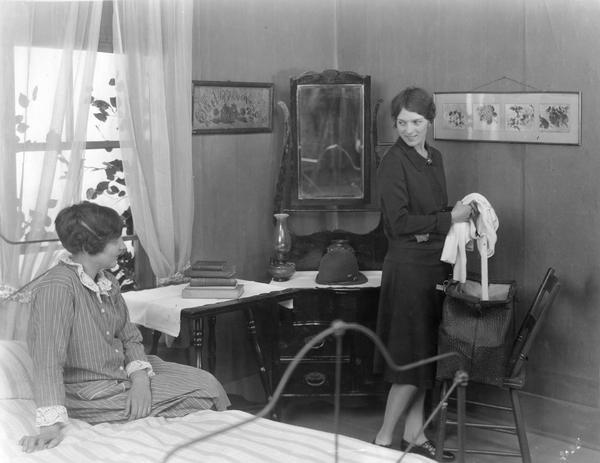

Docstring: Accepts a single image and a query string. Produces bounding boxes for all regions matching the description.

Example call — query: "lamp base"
[268,261,296,281]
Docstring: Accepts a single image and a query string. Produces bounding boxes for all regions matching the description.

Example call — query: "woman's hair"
[391,86,436,123]
[55,201,123,255]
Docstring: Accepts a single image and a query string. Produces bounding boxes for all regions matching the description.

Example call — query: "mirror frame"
[289,69,371,210]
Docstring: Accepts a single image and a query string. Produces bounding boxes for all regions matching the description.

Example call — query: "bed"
[0,340,433,463]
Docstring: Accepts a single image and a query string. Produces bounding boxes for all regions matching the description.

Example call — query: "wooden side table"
[123,281,299,402]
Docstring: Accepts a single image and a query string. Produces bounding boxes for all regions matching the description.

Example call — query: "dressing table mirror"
[288,69,372,210]
[271,69,384,271]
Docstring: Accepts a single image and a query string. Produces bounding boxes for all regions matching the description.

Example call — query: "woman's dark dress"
[374,137,452,388]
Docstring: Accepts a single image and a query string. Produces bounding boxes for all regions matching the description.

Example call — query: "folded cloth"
[441,193,498,283]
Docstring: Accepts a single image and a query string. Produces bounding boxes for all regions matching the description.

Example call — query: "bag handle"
[480,240,488,300]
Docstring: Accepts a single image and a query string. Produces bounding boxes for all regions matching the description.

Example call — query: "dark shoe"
[401,439,455,461]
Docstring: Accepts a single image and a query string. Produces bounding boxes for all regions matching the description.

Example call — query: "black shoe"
[401,439,455,461]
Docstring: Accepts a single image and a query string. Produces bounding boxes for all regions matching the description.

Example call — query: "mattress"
[1,399,432,463]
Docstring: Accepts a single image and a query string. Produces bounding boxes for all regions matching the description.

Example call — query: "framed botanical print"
[192,81,274,135]
[433,92,581,145]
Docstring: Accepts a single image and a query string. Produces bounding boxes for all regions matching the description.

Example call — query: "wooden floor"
[230,395,600,463]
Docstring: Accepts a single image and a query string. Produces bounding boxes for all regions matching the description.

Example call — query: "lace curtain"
[0,1,102,340]
[113,0,195,282]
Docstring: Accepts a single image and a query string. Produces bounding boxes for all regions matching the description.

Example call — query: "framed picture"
[433,92,581,145]
[192,81,274,134]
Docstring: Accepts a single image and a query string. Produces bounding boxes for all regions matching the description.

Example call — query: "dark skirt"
[374,252,449,389]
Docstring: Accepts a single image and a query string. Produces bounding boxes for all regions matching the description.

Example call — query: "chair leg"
[456,382,466,463]
[510,389,531,463]
[435,380,449,462]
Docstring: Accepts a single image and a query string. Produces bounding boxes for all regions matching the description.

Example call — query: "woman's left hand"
[450,201,472,223]
[125,370,152,420]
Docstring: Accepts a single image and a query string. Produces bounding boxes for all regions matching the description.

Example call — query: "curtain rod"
[0,230,138,246]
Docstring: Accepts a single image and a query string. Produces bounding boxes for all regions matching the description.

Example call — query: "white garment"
[441,193,499,284]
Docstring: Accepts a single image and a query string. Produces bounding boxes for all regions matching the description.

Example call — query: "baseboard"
[464,384,600,450]
[520,391,600,450]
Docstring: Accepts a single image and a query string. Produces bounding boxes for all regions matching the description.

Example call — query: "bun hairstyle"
[391,86,436,125]
[55,201,123,255]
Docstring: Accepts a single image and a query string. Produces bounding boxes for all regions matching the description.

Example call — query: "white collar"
[58,252,113,297]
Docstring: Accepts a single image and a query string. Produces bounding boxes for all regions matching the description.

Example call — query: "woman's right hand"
[19,423,62,453]
[450,201,472,223]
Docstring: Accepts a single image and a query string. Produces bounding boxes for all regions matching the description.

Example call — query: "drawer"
[276,361,354,395]
[278,321,351,359]
[284,291,360,322]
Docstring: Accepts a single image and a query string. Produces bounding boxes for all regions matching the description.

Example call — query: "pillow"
[0,340,33,399]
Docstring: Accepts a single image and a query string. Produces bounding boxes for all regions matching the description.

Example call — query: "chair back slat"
[507,268,560,378]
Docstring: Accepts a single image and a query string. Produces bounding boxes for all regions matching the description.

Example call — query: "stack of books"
[182,260,244,299]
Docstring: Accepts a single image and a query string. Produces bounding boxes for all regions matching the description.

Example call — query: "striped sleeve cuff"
[35,405,68,427]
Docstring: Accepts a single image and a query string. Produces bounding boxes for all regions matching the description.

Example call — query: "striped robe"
[28,261,230,424]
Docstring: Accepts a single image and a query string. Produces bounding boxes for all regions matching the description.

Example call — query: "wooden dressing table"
[269,270,384,414]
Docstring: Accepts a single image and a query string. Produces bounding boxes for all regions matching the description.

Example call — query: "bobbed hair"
[391,86,436,123]
[55,201,123,255]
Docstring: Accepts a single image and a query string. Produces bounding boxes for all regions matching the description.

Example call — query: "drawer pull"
[304,371,327,387]
[305,335,325,350]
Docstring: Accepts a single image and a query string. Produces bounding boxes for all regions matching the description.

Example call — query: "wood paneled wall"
[191,0,338,399]
[340,0,600,446]
[191,0,600,444]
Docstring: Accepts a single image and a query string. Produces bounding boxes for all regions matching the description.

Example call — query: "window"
[15,48,128,229]
[12,46,135,289]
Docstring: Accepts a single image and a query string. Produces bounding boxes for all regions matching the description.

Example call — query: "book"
[181,284,244,299]
[189,277,238,287]
[191,260,228,271]
[184,265,236,279]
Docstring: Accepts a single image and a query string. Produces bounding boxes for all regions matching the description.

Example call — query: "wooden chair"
[435,268,561,463]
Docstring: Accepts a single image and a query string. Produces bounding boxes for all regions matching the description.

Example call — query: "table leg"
[150,329,161,355]
[207,316,217,373]
[245,306,273,402]
[190,318,204,369]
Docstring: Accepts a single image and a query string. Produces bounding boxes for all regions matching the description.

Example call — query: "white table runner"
[122,280,283,337]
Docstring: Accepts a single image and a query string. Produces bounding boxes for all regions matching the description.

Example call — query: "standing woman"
[20,201,230,453]
[372,87,471,461]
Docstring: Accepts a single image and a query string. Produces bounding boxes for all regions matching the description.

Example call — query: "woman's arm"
[117,299,147,365]
[113,287,153,419]
[28,281,74,417]
[21,280,74,452]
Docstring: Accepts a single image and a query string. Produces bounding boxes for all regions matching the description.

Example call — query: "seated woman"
[20,202,230,453]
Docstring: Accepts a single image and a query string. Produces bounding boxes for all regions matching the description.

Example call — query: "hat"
[315,246,368,285]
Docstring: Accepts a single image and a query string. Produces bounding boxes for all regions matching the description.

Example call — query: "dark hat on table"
[315,245,367,285]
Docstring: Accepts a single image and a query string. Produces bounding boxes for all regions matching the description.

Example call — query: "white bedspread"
[1,400,432,463]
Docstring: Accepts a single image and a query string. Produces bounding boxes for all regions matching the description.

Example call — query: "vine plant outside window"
[13,50,136,290]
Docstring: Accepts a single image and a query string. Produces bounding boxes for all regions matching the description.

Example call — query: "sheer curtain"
[113,0,194,282]
[0,1,102,340]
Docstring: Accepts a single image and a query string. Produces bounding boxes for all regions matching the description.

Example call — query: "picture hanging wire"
[469,75,542,92]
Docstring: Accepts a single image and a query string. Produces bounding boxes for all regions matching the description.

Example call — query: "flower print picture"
[473,103,500,131]
[192,81,273,134]
[441,103,467,129]
[506,104,535,131]
[539,104,570,132]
